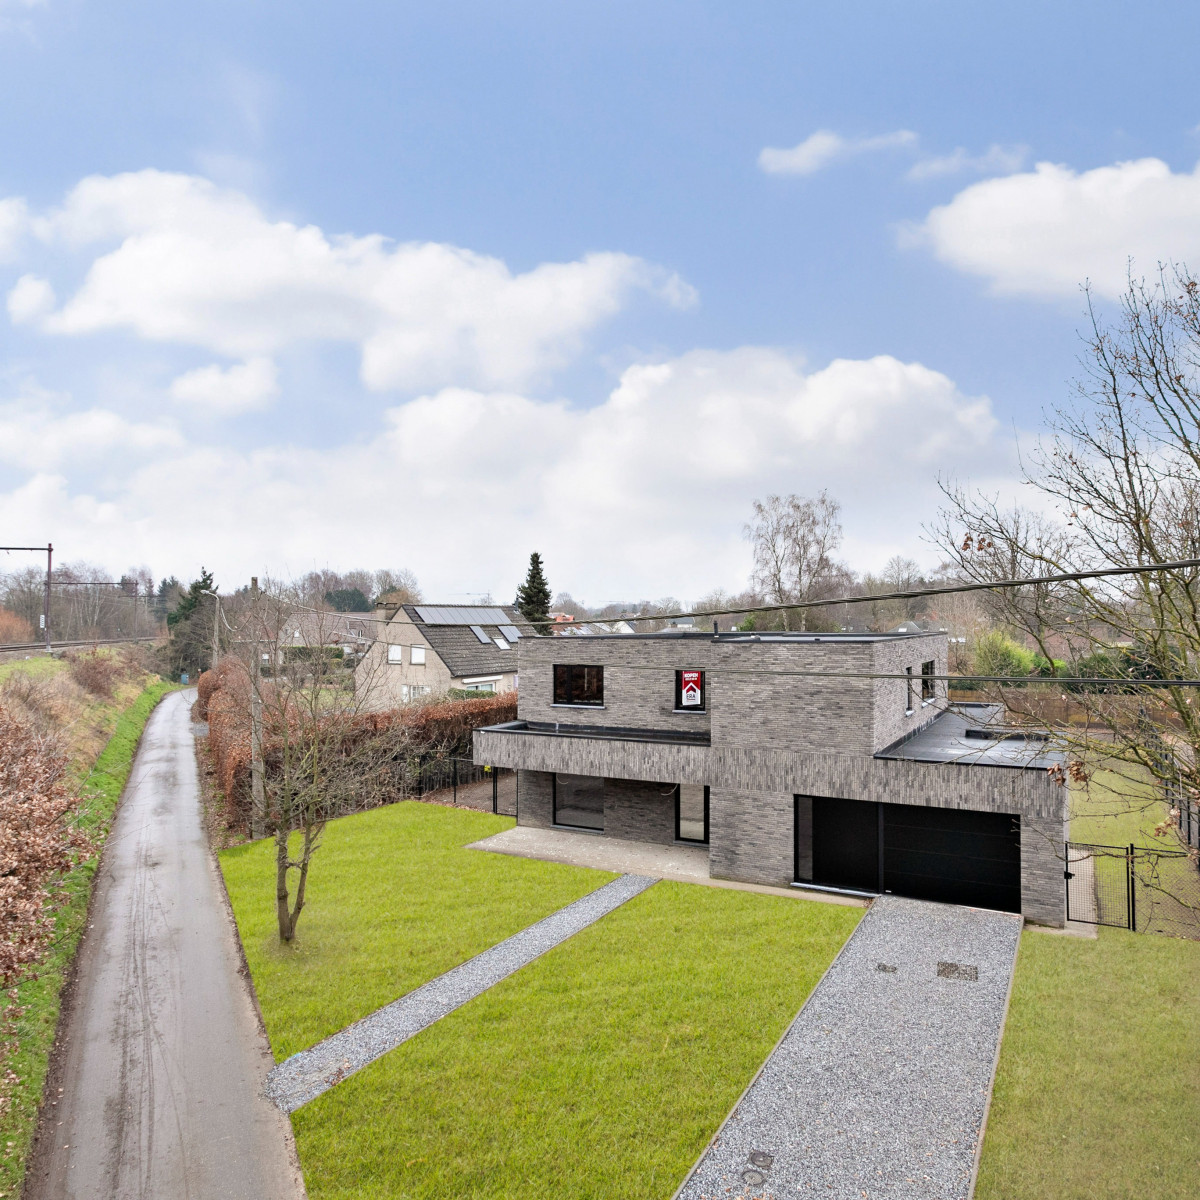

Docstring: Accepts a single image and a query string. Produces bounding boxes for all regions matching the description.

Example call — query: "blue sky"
[2,1,1200,603]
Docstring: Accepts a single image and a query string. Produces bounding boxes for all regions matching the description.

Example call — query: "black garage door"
[804,796,1021,913]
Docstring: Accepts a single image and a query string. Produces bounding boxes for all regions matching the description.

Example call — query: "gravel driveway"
[674,895,1022,1200]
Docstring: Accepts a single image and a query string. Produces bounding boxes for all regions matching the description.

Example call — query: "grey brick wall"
[870,635,948,752]
[709,788,794,887]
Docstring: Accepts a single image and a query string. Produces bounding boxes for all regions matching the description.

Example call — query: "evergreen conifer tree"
[515,552,551,630]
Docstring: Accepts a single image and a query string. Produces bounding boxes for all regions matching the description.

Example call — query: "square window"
[553,664,604,706]
[675,669,705,711]
[411,645,426,665]
[387,644,404,664]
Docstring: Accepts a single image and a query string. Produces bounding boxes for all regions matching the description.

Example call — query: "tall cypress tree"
[515,552,552,630]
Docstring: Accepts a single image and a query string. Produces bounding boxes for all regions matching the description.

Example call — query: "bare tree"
[931,266,1200,897]
[230,585,397,941]
[744,492,845,630]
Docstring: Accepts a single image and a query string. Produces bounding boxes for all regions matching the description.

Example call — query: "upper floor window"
[921,660,936,702]
[675,669,705,711]
[553,664,604,706]
[387,644,404,664]
[905,665,914,715]
[411,645,426,665]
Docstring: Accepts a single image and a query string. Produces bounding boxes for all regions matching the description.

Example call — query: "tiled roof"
[398,604,536,678]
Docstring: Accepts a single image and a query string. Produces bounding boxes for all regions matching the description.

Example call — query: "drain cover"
[749,1150,774,1168]
[937,961,979,981]
[875,962,898,974]
[741,1169,765,1186]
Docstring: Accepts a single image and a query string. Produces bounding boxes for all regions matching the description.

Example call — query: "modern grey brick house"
[473,629,1067,925]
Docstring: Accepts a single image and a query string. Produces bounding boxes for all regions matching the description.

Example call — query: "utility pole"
[44,543,52,651]
[211,590,221,671]
[250,576,265,839]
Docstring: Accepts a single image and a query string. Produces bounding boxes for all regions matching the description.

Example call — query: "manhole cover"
[749,1150,774,1168]
[937,961,979,981]
[875,962,898,974]
[741,1169,765,1186]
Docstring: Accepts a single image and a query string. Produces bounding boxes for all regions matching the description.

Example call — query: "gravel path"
[265,873,656,1112]
[675,895,1022,1200]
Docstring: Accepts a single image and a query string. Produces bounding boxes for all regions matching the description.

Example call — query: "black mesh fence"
[1066,840,1200,938]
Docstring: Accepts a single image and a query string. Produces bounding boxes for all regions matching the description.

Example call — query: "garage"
[796,795,1022,913]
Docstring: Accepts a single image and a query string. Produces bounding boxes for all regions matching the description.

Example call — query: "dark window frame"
[905,665,915,714]
[674,783,710,844]
[674,668,706,712]
[552,663,605,707]
[921,659,936,702]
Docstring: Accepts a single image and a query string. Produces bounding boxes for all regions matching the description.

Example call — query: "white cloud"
[0,197,27,261]
[8,170,692,392]
[169,357,279,414]
[0,396,181,471]
[907,143,1027,181]
[911,157,1200,298]
[758,129,917,176]
[6,273,54,323]
[0,349,1009,599]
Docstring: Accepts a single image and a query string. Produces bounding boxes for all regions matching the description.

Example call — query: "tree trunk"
[275,830,294,941]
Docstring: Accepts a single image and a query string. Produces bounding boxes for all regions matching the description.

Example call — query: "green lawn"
[219,803,617,1059]
[291,880,860,1200]
[977,924,1200,1199]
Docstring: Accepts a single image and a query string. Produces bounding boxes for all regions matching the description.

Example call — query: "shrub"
[66,650,121,699]
[972,631,1037,680]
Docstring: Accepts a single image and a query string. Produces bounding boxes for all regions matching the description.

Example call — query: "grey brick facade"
[476,631,1067,926]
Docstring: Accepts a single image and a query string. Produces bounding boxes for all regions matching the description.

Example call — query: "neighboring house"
[278,611,373,661]
[474,629,1068,925]
[357,603,535,708]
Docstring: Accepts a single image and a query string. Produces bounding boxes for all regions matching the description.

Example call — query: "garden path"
[264,872,657,1112]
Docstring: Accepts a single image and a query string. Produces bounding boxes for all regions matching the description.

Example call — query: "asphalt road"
[26,689,306,1200]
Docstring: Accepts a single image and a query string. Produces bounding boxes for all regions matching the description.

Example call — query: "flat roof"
[476,719,711,747]
[876,705,1064,771]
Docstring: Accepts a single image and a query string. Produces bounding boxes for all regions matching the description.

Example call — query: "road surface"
[26,689,305,1200]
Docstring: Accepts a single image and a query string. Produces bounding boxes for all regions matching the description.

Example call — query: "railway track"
[0,635,162,654]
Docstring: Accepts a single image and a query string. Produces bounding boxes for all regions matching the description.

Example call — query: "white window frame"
[462,675,501,693]
[411,644,427,665]
[387,644,404,664]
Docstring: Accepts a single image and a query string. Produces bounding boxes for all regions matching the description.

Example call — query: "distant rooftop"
[877,703,1064,771]
[559,629,945,642]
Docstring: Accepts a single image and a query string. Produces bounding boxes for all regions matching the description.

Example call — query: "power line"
[612,557,1200,625]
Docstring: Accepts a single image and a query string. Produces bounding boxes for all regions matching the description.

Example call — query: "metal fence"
[1065,840,1200,938]
[412,755,517,816]
[1164,774,1200,850]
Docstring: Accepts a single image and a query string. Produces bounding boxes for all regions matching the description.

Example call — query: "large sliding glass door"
[553,773,605,830]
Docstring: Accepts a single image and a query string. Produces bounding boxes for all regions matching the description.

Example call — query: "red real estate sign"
[679,669,703,707]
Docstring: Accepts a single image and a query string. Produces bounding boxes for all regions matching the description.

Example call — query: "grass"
[976,924,1200,1199]
[219,803,618,1060]
[290,880,860,1200]
[1071,766,1168,848]
[0,675,178,1197]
